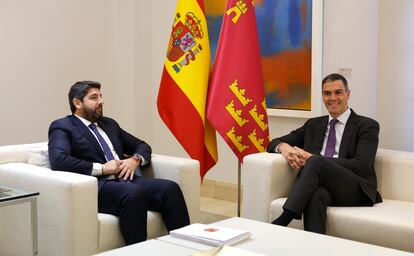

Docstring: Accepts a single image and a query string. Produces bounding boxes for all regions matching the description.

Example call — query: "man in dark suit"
[268,73,382,234]
[48,81,190,245]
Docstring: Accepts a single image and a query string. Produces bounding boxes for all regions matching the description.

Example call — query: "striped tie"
[89,123,115,161]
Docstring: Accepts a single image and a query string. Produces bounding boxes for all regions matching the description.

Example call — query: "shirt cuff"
[275,144,281,153]
[91,163,103,176]
[134,154,147,166]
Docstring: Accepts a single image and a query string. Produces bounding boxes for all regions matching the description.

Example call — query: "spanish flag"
[157,0,217,179]
[206,0,269,162]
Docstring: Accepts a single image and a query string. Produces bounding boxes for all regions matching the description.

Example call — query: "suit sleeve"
[332,119,379,177]
[48,121,93,175]
[267,121,307,153]
[118,126,152,166]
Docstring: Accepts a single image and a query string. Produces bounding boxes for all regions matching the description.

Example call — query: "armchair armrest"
[143,154,200,223]
[242,152,297,222]
[0,163,98,256]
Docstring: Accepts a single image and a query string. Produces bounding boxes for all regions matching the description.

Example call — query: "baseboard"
[201,178,242,203]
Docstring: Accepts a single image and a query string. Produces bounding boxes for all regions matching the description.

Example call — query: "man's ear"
[73,98,82,110]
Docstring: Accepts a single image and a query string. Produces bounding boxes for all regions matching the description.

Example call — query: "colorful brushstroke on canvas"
[205,0,312,111]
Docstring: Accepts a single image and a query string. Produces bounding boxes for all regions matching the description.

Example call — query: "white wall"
[0,0,138,145]
[377,0,414,151]
[323,0,378,119]
[0,0,116,144]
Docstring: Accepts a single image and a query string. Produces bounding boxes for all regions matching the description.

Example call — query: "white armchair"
[242,149,414,252]
[0,142,200,256]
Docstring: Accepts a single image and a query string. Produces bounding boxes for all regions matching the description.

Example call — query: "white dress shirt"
[75,115,120,176]
[320,108,351,158]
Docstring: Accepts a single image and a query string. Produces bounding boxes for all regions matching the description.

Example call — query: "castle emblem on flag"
[167,12,204,73]
[227,126,249,153]
[249,105,268,132]
[226,0,248,24]
[229,79,252,106]
[225,100,249,127]
[248,129,266,152]
[224,78,269,153]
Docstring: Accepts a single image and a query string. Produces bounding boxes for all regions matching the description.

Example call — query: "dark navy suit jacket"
[267,109,382,204]
[48,115,151,190]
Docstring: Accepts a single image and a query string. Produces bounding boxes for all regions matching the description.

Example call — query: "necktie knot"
[329,118,338,126]
[89,123,98,131]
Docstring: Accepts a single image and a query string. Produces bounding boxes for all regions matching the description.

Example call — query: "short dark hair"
[68,81,101,113]
[322,73,348,90]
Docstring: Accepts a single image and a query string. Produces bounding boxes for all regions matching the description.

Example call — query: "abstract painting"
[205,0,323,117]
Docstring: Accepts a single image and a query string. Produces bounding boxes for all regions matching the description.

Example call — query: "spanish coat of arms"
[167,12,204,73]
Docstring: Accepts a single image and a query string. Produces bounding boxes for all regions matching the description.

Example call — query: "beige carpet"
[198,211,229,224]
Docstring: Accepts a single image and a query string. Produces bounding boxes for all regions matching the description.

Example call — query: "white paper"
[170,223,251,246]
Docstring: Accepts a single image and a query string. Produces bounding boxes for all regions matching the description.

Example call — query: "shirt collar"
[329,107,351,125]
[74,114,96,127]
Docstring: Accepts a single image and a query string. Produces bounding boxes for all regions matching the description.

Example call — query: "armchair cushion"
[28,146,51,168]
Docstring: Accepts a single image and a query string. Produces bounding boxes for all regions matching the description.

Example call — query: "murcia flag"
[207,0,269,162]
[157,0,218,179]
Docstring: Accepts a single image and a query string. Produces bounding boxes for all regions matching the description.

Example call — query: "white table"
[97,217,413,256]
[95,239,197,256]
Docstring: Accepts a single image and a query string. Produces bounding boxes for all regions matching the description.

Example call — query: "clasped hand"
[103,158,140,180]
[278,143,313,170]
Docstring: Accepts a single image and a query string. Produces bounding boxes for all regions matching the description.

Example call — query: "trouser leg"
[303,187,332,234]
[132,177,190,231]
[283,155,370,233]
[98,180,147,245]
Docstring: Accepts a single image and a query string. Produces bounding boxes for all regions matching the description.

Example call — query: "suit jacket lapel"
[339,109,358,158]
[313,116,328,154]
[70,115,106,159]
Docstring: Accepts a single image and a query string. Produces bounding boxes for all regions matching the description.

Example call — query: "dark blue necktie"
[324,119,338,158]
[89,123,115,161]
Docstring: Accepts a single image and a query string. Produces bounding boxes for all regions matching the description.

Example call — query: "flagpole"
[237,161,241,217]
